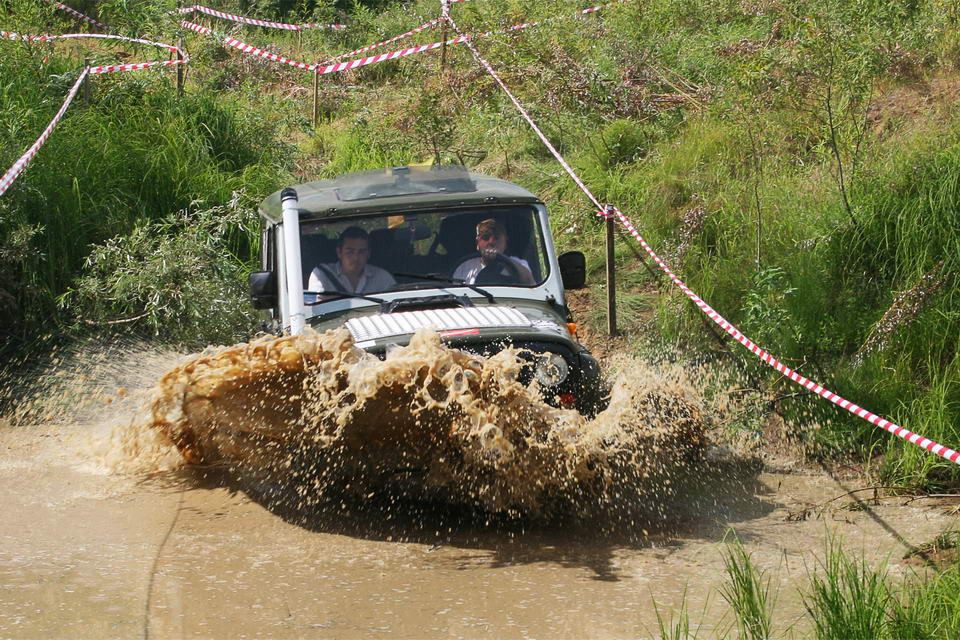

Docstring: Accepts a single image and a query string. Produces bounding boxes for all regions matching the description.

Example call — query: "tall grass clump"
[803,541,892,639]
[799,535,960,639]
[720,535,774,640]
[652,589,701,640]
[889,532,960,639]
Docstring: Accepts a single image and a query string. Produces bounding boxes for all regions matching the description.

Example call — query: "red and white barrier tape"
[183,0,630,75]
[177,5,345,31]
[321,18,441,64]
[89,59,187,74]
[444,13,960,466]
[0,68,88,197]
[182,21,314,69]
[1,30,43,41]
[445,14,604,211]
[183,20,466,76]
[42,0,108,29]
[607,205,960,464]
[315,34,468,75]
[223,36,311,69]
[2,30,184,57]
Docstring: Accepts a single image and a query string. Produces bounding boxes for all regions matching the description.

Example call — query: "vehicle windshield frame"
[297,206,551,311]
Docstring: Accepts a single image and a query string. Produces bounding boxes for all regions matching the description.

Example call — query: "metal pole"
[280,188,306,336]
[176,37,184,96]
[605,208,618,336]
[312,68,319,126]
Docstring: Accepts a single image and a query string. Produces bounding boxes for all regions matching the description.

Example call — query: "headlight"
[533,352,569,386]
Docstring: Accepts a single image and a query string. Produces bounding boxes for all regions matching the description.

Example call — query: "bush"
[60,194,262,348]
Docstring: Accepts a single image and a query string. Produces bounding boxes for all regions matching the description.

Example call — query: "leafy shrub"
[60,194,261,347]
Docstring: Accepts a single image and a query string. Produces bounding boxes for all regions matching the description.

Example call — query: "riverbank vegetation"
[706,534,960,639]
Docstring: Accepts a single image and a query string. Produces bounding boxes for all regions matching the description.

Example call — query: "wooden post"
[82,57,92,104]
[176,37,185,96]
[440,22,448,72]
[605,208,618,336]
[440,0,449,72]
[312,68,319,127]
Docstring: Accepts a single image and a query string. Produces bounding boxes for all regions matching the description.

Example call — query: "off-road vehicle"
[249,165,606,414]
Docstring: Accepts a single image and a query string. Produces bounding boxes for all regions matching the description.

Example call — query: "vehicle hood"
[309,299,574,351]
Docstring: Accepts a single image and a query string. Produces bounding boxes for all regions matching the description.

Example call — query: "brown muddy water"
[0,332,955,639]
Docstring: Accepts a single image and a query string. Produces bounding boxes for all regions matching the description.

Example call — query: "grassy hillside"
[1,0,959,486]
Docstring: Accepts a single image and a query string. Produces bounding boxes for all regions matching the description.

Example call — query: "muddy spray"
[139,329,707,522]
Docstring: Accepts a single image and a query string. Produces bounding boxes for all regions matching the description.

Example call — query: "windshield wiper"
[304,289,388,305]
[393,273,496,303]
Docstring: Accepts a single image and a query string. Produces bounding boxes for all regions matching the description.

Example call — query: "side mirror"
[249,271,277,310]
[558,251,586,290]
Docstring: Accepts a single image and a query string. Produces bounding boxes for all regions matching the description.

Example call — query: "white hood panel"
[345,305,532,343]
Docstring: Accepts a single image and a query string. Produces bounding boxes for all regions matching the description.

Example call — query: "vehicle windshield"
[298,206,549,300]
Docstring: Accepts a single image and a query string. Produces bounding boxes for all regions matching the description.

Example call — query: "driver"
[307,226,396,294]
[452,218,535,285]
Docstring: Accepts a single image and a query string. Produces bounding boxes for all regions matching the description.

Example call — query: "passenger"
[307,226,396,294]
[453,218,535,285]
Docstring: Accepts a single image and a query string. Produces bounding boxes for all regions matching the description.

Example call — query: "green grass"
[720,535,774,640]
[803,540,893,639]
[652,589,702,640]
[891,531,960,638]
[649,533,960,639]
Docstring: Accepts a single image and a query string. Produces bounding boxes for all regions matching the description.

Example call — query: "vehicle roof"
[259,165,542,223]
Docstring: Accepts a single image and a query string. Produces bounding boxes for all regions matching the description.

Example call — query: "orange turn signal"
[566,322,578,337]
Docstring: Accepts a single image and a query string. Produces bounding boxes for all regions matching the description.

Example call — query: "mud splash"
[0,339,187,475]
[147,328,705,517]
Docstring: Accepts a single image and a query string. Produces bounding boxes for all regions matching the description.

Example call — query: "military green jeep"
[249,165,606,415]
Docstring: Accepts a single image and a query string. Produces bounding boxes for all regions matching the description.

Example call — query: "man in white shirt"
[452,218,535,285]
[307,226,396,295]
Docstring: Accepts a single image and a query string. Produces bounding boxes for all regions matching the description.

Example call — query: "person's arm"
[307,268,325,292]
[374,267,396,291]
[452,260,473,283]
[360,266,397,294]
[307,264,344,301]
[510,257,535,285]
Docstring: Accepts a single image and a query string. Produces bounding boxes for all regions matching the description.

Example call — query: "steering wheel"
[453,251,522,286]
